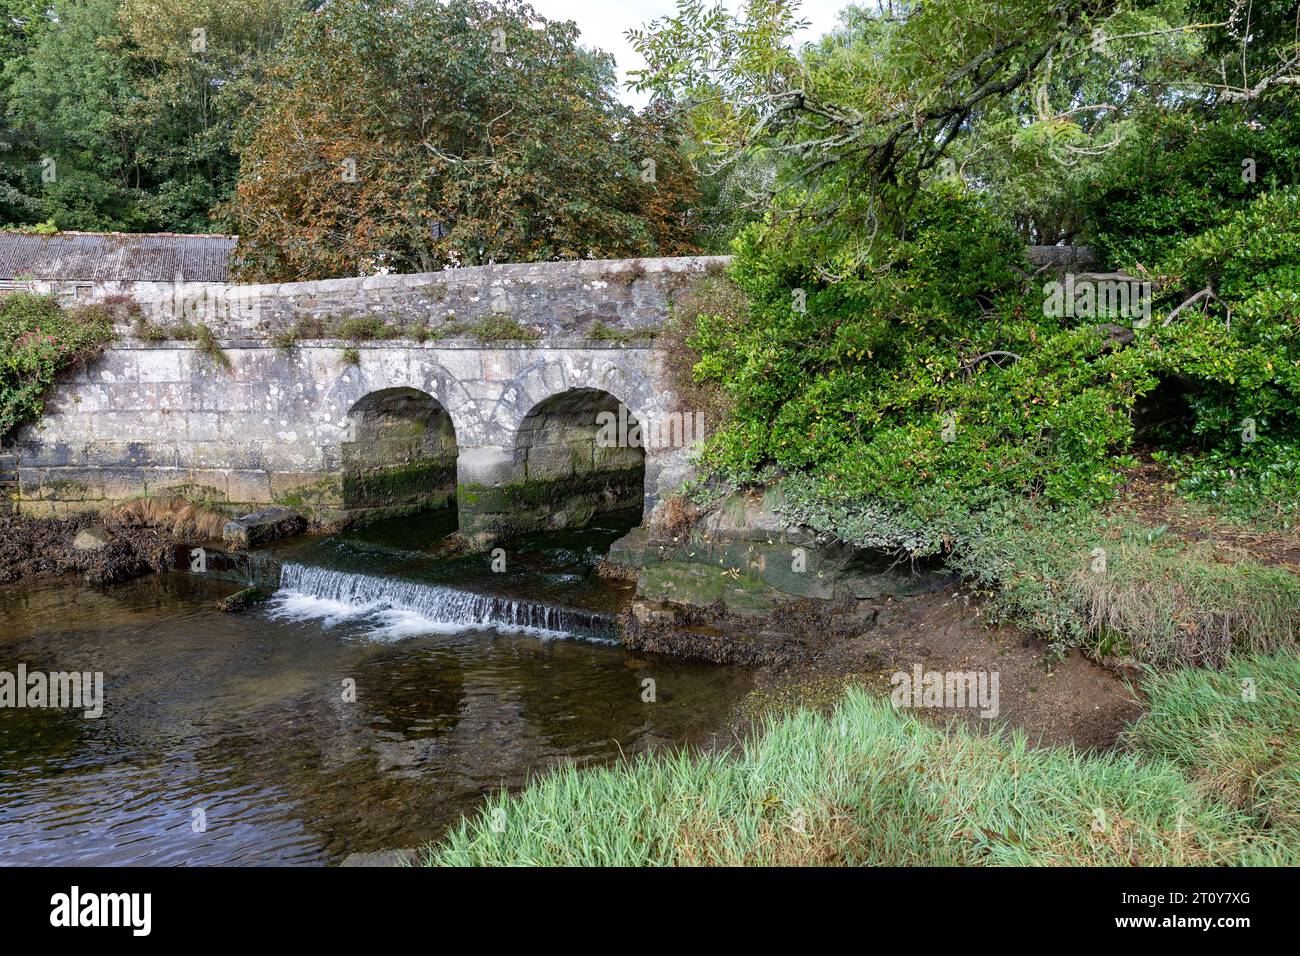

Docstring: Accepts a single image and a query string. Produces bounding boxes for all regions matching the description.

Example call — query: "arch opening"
[511,387,645,531]
[341,387,458,516]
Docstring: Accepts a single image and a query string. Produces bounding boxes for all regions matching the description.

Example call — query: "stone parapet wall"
[20,255,731,340]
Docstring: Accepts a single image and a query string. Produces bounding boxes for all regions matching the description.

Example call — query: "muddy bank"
[728,588,1145,751]
[620,595,884,666]
[0,507,197,586]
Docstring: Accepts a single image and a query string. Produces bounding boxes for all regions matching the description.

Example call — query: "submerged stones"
[216,585,273,613]
[617,486,953,665]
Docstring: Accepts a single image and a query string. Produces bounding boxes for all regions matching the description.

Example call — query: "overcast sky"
[525,0,849,106]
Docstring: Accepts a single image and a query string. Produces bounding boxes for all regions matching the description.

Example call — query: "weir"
[275,562,617,643]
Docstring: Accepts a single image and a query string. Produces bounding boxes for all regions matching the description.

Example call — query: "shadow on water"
[0,510,754,866]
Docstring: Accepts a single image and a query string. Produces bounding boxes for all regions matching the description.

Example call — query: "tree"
[0,0,302,232]
[0,0,48,224]
[628,0,1119,265]
[225,0,700,280]
[3,0,145,230]
[117,0,305,231]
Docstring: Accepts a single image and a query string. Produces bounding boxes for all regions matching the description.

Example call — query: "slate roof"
[0,232,236,282]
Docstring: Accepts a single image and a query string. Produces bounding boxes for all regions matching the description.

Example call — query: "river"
[0,510,752,865]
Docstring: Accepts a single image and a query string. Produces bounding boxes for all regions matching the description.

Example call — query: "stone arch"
[341,386,458,515]
[506,386,646,532]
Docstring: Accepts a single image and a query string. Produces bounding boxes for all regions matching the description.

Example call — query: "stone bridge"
[10,255,728,546]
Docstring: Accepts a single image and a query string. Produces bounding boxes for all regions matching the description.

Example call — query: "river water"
[0,510,752,865]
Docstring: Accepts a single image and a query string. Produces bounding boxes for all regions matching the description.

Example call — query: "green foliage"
[334,316,393,342]
[470,314,540,343]
[1083,110,1300,269]
[227,0,700,280]
[0,293,114,436]
[686,177,1300,659]
[1140,188,1300,509]
[193,323,230,370]
[693,186,1155,510]
[0,0,303,232]
[945,500,1300,666]
[427,675,1297,866]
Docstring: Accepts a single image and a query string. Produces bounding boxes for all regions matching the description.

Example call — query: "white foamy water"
[267,563,617,644]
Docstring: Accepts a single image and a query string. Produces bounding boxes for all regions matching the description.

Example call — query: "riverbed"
[0,511,753,865]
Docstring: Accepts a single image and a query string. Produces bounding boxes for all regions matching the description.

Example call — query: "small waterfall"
[273,563,616,643]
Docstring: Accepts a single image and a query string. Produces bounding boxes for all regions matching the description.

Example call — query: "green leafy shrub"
[694,187,1156,511]
[0,293,115,437]
[1141,188,1300,512]
[1082,110,1300,270]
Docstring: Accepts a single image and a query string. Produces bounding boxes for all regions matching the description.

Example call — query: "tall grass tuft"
[425,675,1296,867]
[1127,652,1299,864]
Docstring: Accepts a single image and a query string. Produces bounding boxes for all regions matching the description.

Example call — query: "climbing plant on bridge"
[0,294,115,438]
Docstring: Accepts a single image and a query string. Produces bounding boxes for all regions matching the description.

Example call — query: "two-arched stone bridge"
[10,256,728,546]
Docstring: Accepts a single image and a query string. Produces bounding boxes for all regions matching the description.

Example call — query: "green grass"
[470,314,540,343]
[193,323,231,370]
[423,658,1299,867]
[948,500,1300,667]
[769,476,1300,666]
[1127,652,1299,863]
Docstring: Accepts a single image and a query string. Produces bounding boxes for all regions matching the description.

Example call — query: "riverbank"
[0,508,186,585]
[422,650,1299,866]
[731,588,1143,751]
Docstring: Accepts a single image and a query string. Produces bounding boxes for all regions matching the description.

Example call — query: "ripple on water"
[0,525,752,865]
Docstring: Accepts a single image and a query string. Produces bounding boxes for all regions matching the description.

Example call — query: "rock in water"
[222,507,307,550]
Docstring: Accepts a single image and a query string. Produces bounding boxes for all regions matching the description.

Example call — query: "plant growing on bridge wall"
[193,323,231,371]
[470,314,539,343]
[0,293,114,437]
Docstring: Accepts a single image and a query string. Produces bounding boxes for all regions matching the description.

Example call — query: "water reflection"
[0,513,752,865]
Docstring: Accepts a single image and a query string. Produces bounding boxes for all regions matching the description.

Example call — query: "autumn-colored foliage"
[225,0,700,280]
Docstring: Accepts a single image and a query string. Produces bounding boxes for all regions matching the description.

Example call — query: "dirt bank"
[730,588,1145,751]
[0,505,211,586]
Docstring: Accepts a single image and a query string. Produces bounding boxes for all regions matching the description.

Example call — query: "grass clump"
[269,314,472,347]
[1127,652,1299,863]
[193,323,231,370]
[334,315,398,341]
[269,327,298,350]
[425,667,1296,867]
[470,314,539,343]
[587,320,656,343]
[946,499,1300,667]
[340,345,360,365]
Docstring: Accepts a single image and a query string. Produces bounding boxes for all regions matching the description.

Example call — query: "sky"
[525,0,849,107]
